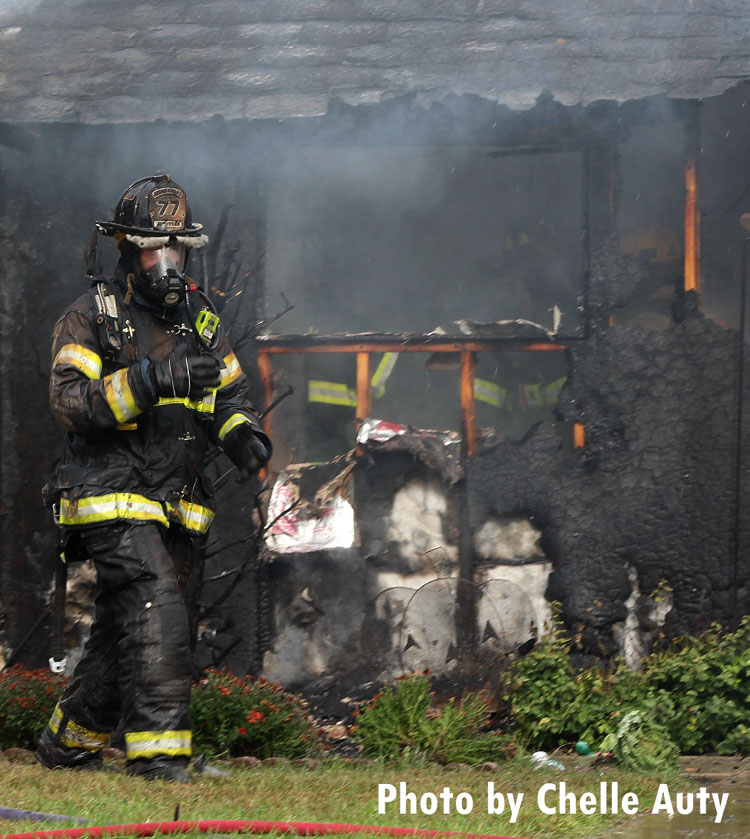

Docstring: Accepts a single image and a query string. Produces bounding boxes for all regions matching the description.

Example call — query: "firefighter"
[36,175,271,782]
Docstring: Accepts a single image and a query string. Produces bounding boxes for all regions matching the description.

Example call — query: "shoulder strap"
[88,280,136,356]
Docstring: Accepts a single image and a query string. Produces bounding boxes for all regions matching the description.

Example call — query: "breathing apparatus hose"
[0,819,526,839]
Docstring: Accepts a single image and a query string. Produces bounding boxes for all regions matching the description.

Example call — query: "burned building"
[1,1,750,699]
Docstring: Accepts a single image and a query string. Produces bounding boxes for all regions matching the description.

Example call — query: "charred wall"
[470,317,749,654]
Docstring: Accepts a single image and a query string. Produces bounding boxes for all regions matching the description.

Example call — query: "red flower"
[247,710,266,724]
[237,727,247,735]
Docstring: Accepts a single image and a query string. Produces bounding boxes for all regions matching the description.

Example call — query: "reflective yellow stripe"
[308,380,357,407]
[545,375,567,406]
[156,388,216,414]
[104,368,141,423]
[474,377,507,408]
[125,729,192,760]
[370,352,398,399]
[53,344,102,380]
[59,493,168,527]
[116,422,138,431]
[218,351,242,389]
[48,702,110,751]
[167,499,215,535]
[308,355,397,406]
[522,383,544,407]
[218,412,251,441]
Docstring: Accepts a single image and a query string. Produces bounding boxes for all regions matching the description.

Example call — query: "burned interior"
[0,2,749,712]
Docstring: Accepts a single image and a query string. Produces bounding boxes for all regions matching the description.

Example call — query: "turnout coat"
[48,263,264,537]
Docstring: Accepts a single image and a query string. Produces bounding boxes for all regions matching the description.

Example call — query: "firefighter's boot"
[125,757,190,783]
[35,725,104,771]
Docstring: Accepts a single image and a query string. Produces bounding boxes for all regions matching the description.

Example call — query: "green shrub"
[0,665,68,750]
[503,625,580,748]
[352,673,516,765]
[602,710,680,773]
[191,668,321,759]
[503,610,646,749]
[506,615,750,755]
[639,619,750,754]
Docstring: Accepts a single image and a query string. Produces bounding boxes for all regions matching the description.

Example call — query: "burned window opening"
[265,143,588,339]
[255,336,579,470]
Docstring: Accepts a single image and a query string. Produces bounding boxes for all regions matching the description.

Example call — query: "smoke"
[0,0,43,15]
[1,0,86,22]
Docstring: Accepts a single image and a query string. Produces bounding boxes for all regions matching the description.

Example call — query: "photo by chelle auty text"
[377,782,730,824]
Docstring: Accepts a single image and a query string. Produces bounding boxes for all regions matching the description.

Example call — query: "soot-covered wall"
[470,318,749,655]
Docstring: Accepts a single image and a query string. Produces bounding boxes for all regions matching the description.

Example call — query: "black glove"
[146,348,221,400]
[222,422,272,476]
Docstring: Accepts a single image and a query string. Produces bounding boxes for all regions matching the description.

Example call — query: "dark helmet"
[96,174,206,241]
[97,175,208,307]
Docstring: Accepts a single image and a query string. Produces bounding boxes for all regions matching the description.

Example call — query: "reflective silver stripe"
[126,730,192,759]
[104,368,141,423]
[59,493,168,527]
[168,499,215,534]
[474,377,506,408]
[219,352,242,389]
[218,413,251,441]
[308,380,357,407]
[53,344,102,380]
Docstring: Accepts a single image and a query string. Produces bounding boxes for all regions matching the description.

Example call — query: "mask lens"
[140,244,185,272]
[138,244,187,307]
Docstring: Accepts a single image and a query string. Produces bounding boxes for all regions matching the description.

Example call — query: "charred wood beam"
[455,414,478,660]
[255,335,575,352]
[486,142,582,157]
[684,102,701,297]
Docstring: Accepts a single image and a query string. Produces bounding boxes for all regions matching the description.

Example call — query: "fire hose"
[0,819,525,839]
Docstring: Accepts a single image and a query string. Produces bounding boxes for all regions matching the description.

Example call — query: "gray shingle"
[1,0,750,123]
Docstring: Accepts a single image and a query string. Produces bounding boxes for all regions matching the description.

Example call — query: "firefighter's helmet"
[97,175,208,307]
[96,174,208,248]
[620,226,682,265]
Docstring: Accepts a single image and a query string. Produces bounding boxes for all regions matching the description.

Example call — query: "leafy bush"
[352,673,516,765]
[506,615,750,755]
[601,710,680,773]
[191,668,321,759]
[0,665,68,750]
[503,624,582,748]
[639,620,750,755]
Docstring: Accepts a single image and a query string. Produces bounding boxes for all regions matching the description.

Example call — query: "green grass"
[0,755,690,839]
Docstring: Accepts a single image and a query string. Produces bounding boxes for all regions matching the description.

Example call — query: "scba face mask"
[137,243,187,307]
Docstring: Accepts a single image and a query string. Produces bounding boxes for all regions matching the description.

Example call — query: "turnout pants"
[39,522,195,767]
